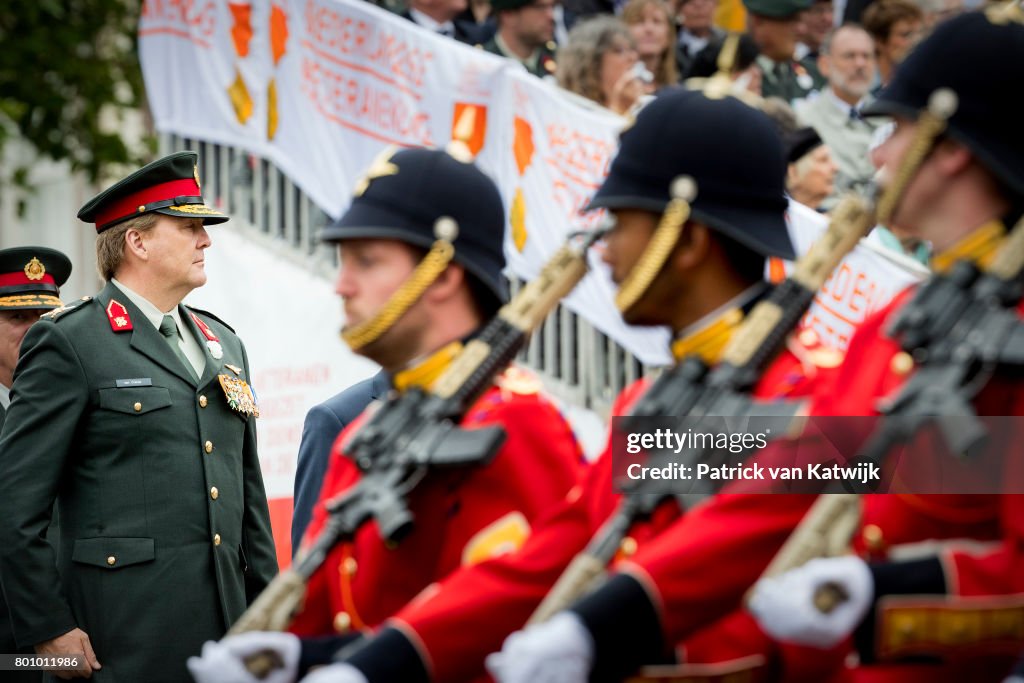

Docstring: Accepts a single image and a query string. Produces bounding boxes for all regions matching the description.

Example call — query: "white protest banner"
[776,200,928,350]
[141,0,929,562]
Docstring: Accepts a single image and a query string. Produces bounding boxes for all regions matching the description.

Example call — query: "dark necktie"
[159,315,199,381]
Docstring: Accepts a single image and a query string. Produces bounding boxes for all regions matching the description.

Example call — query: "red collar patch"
[189,311,220,342]
[106,299,133,332]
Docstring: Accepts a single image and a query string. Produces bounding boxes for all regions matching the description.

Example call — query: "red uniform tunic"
[777,290,1024,682]
[579,288,1017,683]
[288,368,585,642]
[381,336,835,682]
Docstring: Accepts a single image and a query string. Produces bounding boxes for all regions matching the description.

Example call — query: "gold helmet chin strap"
[875,88,958,225]
[614,176,698,313]
[341,217,459,351]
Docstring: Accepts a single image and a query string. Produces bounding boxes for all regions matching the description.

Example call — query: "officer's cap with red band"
[77,151,228,233]
[0,246,72,311]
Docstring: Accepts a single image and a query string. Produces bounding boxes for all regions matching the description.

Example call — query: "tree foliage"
[0,0,150,182]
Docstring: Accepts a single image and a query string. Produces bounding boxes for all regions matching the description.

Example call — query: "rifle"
[528,184,877,624]
[841,212,1024,489]
[230,227,605,673]
[754,88,1024,614]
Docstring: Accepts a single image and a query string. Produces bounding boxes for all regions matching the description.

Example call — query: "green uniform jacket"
[482,37,557,79]
[758,54,820,104]
[0,399,50,683]
[0,282,278,682]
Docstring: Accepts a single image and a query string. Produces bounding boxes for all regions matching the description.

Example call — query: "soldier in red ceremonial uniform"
[186,147,584,683]
[290,90,848,683]
[486,8,1024,683]
[744,7,1024,682]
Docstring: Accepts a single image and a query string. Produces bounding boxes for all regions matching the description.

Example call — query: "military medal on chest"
[217,374,261,418]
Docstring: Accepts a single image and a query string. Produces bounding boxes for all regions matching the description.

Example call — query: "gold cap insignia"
[194,164,202,190]
[24,257,46,281]
[986,0,1024,25]
[354,146,399,197]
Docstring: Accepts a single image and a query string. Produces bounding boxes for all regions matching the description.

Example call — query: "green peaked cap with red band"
[77,151,229,233]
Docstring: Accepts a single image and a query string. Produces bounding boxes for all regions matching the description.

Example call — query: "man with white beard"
[795,24,882,204]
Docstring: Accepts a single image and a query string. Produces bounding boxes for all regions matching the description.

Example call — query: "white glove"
[187,632,301,683]
[748,556,874,648]
[485,612,594,683]
[299,662,370,683]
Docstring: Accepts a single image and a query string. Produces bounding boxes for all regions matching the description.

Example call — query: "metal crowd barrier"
[162,134,657,416]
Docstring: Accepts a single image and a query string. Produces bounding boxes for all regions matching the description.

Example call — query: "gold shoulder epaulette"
[41,296,93,321]
[495,365,543,396]
[792,328,844,369]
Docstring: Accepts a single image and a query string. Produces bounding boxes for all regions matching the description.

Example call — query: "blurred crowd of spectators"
[371,0,985,253]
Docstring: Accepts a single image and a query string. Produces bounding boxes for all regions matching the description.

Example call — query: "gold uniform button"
[133,402,142,412]
[342,557,358,577]
[210,486,219,500]
[213,533,222,546]
[620,536,638,557]
[107,556,116,566]
[333,611,352,633]
[890,351,914,375]
[199,395,208,408]
[204,441,213,454]
[863,524,885,551]
[137,205,146,213]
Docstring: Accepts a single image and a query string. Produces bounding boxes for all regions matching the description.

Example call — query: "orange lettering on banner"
[303,0,432,92]
[849,271,874,315]
[544,124,615,230]
[808,260,900,350]
[255,363,331,390]
[301,56,434,147]
[820,263,891,320]
[826,263,853,303]
[140,0,218,48]
[802,310,850,351]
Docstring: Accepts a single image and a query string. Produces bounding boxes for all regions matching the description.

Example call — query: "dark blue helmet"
[589,88,795,260]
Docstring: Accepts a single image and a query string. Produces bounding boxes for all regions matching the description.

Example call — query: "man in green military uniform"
[0,247,71,430]
[0,246,72,683]
[483,0,559,78]
[745,0,824,103]
[0,152,278,682]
